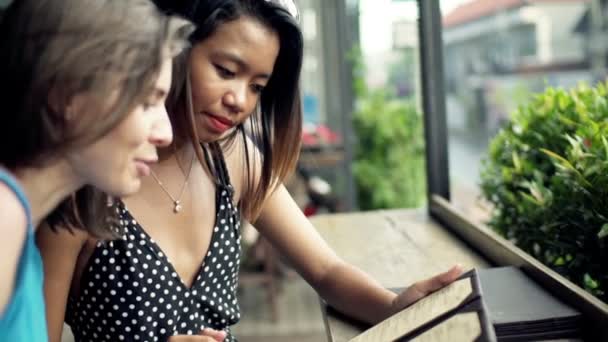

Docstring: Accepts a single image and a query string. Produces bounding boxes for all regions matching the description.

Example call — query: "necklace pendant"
[173,201,182,213]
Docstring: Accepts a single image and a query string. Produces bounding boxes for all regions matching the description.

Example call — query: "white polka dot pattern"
[66,184,242,342]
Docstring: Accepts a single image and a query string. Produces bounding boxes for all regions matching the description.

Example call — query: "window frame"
[417,1,608,339]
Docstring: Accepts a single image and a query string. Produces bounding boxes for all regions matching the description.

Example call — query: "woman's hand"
[167,328,227,342]
[390,265,464,315]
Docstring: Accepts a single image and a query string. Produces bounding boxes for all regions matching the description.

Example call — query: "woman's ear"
[47,86,69,119]
[48,86,90,124]
[47,86,81,122]
[63,94,88,123]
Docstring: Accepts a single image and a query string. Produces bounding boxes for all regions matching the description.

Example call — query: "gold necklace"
[150,151,194,213]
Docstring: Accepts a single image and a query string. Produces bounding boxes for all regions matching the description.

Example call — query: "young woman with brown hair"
[40,1,462,341]
[0,0,192,340]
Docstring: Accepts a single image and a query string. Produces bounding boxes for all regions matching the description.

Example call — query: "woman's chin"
[111,178,142,197]
[195,121,230,143]
[197,132,221,144]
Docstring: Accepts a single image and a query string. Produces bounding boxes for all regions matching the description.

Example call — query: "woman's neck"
[15,160,84,228]
[157,139,194,167]
[152,139,215,189]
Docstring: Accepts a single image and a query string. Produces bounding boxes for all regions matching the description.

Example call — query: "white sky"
[360,0,472,55]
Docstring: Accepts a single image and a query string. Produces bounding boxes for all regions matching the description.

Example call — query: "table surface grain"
[310,208,490,342]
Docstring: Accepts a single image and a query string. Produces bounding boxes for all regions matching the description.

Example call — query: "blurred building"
[442,0,605,135]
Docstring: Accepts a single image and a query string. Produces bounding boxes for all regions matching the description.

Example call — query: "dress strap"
[201,143,234,195]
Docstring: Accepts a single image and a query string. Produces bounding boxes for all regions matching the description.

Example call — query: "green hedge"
[352,89,426,210]
[480,83,608,302]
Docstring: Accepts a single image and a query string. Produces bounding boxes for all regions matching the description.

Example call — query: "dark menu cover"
[477,266,582,341]
[347,266,583,342]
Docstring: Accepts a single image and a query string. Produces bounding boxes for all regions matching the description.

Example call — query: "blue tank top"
[0,169,48,341]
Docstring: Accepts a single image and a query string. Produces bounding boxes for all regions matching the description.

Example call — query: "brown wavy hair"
[153,0,304,221]
[0,0,192,237]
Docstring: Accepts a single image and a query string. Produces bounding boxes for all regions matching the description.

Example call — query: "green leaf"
[557,115,577,127]
[601,135,608,160]
[558,92,571,111]
[512,152,522,172]
[599,224,608,239]
[540,148,576,171]
[584,274,599,290]
[540,148,592,187]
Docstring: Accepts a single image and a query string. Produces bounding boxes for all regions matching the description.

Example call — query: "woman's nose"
[149,105,173,147]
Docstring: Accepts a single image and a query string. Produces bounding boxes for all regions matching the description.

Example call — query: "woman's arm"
[0,184,28,315]
[254,184,462,324]
[226,134,462,323]
[36,225,88,342]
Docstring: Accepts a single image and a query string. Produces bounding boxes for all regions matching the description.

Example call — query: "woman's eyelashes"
[142,90,168,111]
[214,63,266,95]
[214,64,235,78]
[142,101,154,111]
[251,84,265,94]
[142,99,160,111]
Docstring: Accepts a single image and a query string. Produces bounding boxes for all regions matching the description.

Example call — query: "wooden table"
[310,208,490,342]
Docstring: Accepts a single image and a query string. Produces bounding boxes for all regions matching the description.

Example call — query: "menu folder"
[348,269,496,342]
[477,266,582,341]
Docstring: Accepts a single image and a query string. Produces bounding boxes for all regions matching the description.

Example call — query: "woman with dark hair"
[40,1,462,341]
[0,0,192,340]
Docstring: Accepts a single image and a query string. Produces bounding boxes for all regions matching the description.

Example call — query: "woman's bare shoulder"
[0,182,28,313]
[0,182,28,240]
[36,220,90,249]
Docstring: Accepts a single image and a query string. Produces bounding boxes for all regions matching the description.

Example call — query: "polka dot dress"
[66,148,242,342]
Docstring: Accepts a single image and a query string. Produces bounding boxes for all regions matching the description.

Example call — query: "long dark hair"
[153,0,304,221]
[0,0,191,237]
